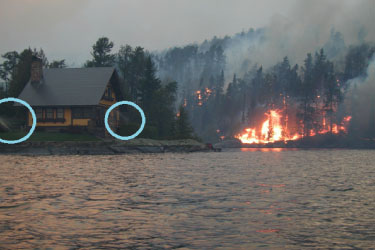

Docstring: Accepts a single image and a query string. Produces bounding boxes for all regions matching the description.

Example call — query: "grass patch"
[0,131,101,142]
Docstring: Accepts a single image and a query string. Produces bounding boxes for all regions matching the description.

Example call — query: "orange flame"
[195,88,213,107]
[236,109,300,144]
[236,109,352,144]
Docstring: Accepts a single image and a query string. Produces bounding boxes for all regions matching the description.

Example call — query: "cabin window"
[56,108,64,119]
[72,107,92,119]
[102,85,114,101]
[36,109,43,119]
[46,108,54,119]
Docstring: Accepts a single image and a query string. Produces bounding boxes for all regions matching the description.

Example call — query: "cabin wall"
[72,119,90,126]
[27,106,118,129]
[28,108,72,127]
[99,83,119,130]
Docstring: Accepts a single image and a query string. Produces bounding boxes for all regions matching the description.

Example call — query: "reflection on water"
[0,150,374,249]
[240,147,289,152]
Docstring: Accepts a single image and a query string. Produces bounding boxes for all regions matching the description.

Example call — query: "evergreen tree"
[250,66,264,110]
[216,69,225,96]
[117,45,146,101]
[8,49,33,97]
[49,60,66,68]
[323,61,341,133]
[139,56,161,114]
[85,37,115,67]
[149,81,178,138]
[0,48,51,98]
[0,51,19,83]
[299,53,316,137]
[175,105,194,139]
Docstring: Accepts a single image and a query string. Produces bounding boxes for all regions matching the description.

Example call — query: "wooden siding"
[72,118,90,126]
[28,108,72,127]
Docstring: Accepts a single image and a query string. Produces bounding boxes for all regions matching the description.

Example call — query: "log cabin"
[17,57,123,135]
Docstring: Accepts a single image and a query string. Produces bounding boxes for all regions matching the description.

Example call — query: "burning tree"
[235,50,353,144]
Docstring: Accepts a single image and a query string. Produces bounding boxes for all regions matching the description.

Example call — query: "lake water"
[0,149,374,249]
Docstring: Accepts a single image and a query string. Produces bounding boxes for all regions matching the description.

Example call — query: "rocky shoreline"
[0,139,213,156]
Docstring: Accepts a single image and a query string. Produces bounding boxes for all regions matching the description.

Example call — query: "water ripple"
[0,150,374,249]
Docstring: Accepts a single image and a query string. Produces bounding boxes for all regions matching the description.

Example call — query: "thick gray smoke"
[345,56,375,137]
[156,0,375,89]
[225,0,375,79]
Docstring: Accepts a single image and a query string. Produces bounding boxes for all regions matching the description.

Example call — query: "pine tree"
[150,81,178,138]
[117,45,146,101]
[8,49,33,97]
[299,53,315,137]
[139,56,161,115]
[323,61,341,133]
[0,51,19,84]
[175,105,194,139]
[48,60,66,68]
[85,37,115,67]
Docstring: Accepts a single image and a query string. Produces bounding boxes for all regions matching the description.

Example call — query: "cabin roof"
[17,67,118,106]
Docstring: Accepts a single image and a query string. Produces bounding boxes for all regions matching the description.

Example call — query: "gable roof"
[18,67,117,106]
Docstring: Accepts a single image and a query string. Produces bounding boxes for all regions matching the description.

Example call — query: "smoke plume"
[346,56,375,138]
[225,0,375,78]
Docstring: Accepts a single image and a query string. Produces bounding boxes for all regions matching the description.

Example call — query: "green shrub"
[119,123,159,139]
[118,123,141,136]
[140,125,159,139]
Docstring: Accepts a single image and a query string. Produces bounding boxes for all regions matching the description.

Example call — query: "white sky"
[0,0,296,65]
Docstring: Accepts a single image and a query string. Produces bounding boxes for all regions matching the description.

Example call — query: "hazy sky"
[0,0,297,65]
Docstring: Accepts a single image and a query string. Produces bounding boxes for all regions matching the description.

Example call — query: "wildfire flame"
[195,88,213,106]
[205,87,212,97]
[236,110,300,144]
[236,109,352,144]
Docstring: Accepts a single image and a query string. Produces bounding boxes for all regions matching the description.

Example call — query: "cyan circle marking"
[0,97,37,144]
[104,101,146,140]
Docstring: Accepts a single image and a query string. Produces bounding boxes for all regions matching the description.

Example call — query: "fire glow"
[236,109,352,144]
[195,88,213,106]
